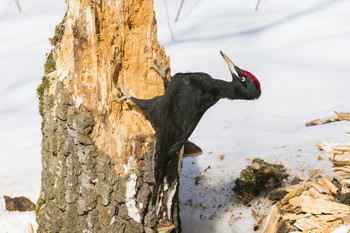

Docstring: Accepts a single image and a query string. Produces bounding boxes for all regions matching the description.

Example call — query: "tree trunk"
[36,0,181,232]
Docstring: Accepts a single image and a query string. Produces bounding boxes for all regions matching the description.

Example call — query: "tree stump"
[36,0,181,232]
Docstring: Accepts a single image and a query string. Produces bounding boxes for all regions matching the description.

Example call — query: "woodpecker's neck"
[212,79,241,100]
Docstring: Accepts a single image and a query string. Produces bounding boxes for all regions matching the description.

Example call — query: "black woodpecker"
[115,51,261,191]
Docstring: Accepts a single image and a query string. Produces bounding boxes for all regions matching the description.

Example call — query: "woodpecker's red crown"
[240,69,261,92]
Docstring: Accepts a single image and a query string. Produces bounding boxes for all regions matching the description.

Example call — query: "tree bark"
[36,0,181,232]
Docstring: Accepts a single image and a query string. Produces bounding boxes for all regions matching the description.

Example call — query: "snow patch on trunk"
[167,182,177,218]
[125,173,141,223]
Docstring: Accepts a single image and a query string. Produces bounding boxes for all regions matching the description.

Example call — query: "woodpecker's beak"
[220,51,240,80]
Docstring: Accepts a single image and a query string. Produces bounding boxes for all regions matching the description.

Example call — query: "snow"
[125,173,141,223]
[0,0,66,232]
[0,0,349,232]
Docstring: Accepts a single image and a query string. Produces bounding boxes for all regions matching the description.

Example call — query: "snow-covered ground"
[0,0,349,232]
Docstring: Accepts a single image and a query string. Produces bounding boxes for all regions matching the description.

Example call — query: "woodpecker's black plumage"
[116,51,261,196]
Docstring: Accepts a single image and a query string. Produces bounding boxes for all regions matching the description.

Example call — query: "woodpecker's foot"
[183,140,203,157]
[150,60,169,79]
[113,84,131,102]
[150,60,170,88]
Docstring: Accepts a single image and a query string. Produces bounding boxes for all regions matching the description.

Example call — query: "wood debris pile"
[262,142,350,233]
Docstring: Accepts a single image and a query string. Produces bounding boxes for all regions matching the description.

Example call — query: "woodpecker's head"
[220,51,261,100]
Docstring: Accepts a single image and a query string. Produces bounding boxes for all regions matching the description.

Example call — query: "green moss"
[36,197,46,216]
[50,22,65,46]
[37,18,64,118]
[233,158,288,205]
[44,51,56,75]
[37,75,51,117]
[37,49,56,117]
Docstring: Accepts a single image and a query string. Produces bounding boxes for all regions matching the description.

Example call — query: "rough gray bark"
[36,0,181,232]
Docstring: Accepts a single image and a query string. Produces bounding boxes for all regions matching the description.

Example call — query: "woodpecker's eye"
[241,76,246,82]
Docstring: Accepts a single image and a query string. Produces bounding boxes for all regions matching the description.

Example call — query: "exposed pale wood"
[27,223,34,233]
[312,212,350,222]
[306,115,339,126]
[336,112,350,120]
[279,203,299,213]
[306,112,350,126]
[317,178,339,195]
[289,196,350,214]
[324,224,338,233]
[333,146,350,152]
[341,186,350,195]
[317,142,350,154]
[342,214,350,224]
[283,183,306,192]
[305,186,335,201]
[36,0,182,232]
[331,225,350,233]
[263,139,350,231]
[262,205,280,233]
[309,181,331,195]
[294,217,320,231]
[282,213,312,221]
[332,166,350,173]
[308,169,324,178]
[281,183,309,204]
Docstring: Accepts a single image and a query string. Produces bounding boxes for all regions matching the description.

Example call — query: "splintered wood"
[306,112,350,126]
[263,142,350,233]
[318,142,350,187]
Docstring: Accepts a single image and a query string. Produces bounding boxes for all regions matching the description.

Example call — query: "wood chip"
[263,139,350,232]
[282,213,312,221]
[306,186,335,201]
[332,152,350,166]
[294,217,320,231]
[341,186,350,195]
[310,180,331,194]
[262,205,280,233]
[336,112,350,120]
[323,212,349,223]
[341,213,350,224]
[331,225,350,233]
[323,224,338,233]
[317,142,350,154]
[308,169,323,178]
[333,146,350,152]
[281,183,309,204]
[306,112,350,127]
[313,214,342,222]
[289,196,350,214]
[332,166,350,179]
[28,223,34,233]
[318,178,340,195]
[306,114,340,126]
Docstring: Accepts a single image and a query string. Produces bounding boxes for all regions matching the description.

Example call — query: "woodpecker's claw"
[150,60,170,89]
[113,84,131,102]
[150,60,169,79]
